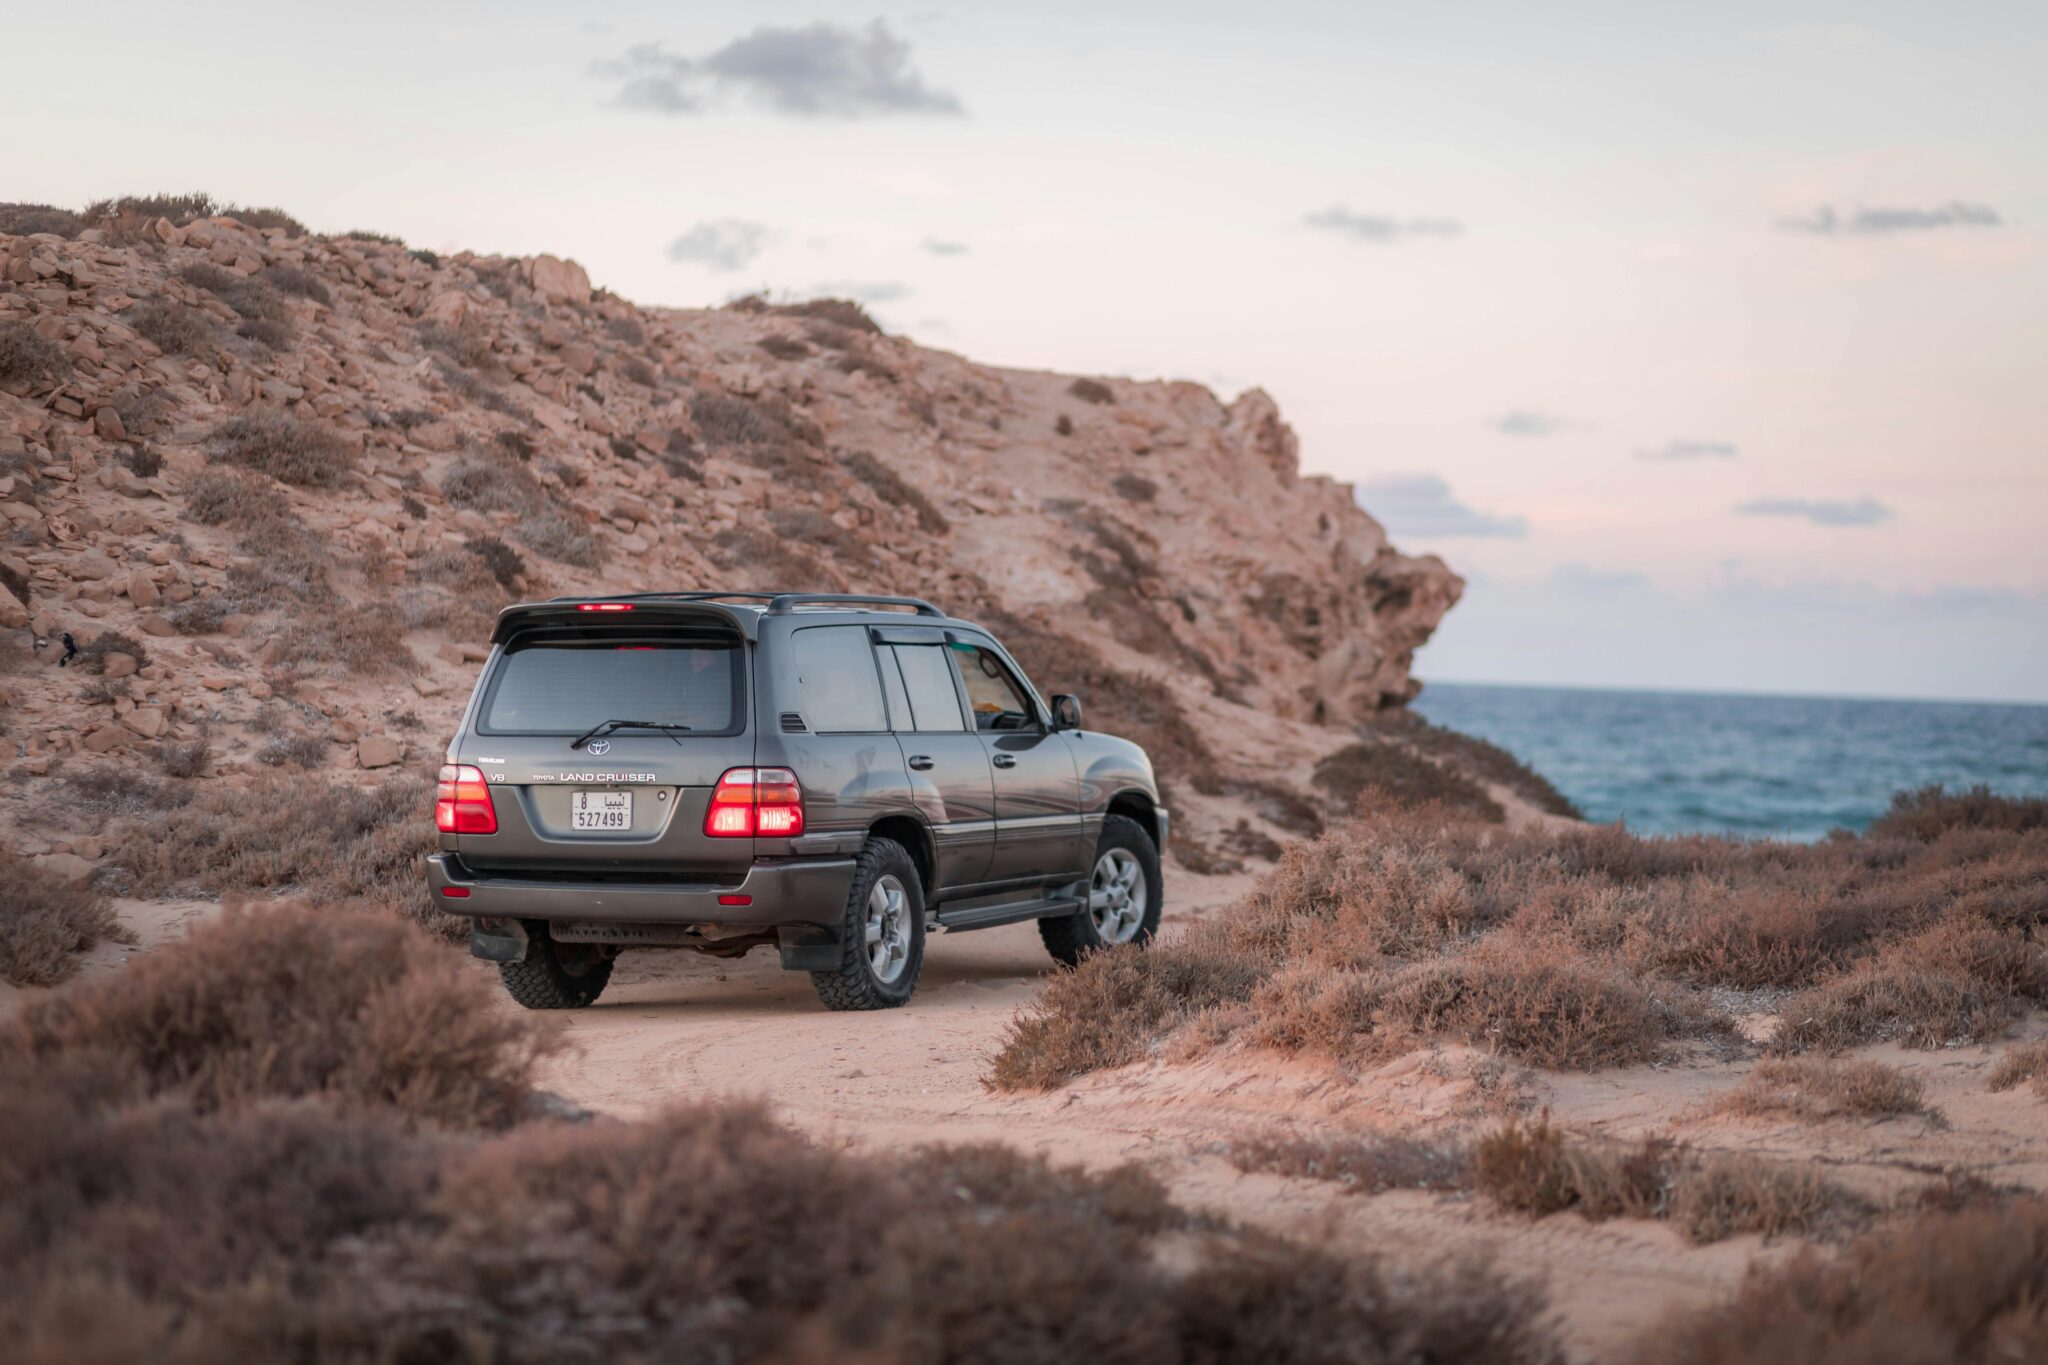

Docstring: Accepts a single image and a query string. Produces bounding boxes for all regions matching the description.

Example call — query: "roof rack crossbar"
[766,593,944,617]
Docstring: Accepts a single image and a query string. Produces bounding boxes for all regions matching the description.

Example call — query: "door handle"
[907,755,935,771]
[992,753,1017,769]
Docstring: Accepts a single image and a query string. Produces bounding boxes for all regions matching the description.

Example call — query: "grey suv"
[426,592,1167,1011]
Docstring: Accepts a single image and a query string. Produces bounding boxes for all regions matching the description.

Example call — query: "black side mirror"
[1050,694,1083,731]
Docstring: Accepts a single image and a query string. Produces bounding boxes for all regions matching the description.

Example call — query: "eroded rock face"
[0,213,1459,796]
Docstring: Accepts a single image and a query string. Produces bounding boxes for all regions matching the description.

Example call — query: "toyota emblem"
[587,739,611,755]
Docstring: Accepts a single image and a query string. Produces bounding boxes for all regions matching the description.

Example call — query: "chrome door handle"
[992,753,1017,769]
[907,755,935,771]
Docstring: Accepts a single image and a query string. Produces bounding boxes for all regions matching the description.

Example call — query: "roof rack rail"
[766,593,944,617]
[541,591,791,605]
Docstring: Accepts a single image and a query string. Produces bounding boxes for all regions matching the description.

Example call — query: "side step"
[934,896,1082,933]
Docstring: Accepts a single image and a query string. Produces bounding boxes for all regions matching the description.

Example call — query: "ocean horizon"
[1411,680,2048,841]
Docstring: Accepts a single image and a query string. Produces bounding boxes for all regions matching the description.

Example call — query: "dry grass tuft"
[5,903,551,1125]
[208,408,358,487]
[1771,918,2048,1053]
[1228,1131,1472,1193]
[1316,741,1506,822]
[1988,1039,2048,1099]
[0,846,129,986]
[841,449,949,533]
[0,319,71,386]
[1715,1057,1930,1121]
[1642,1197,2048,1364]
[1869,783,2048,840]
[1069,376,1116,404]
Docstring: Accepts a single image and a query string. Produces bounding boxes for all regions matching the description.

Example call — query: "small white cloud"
[1494,410,1571,437]
[1357,473,1526,539]
[920,238,969,256]
[803,280,914,305]
[1303,206,1462,243]
[667,219,771,272]
[1638,438,1737,461]
[1734,496,1895,527]
[595,21,964,120]
[1780,201,2002,235]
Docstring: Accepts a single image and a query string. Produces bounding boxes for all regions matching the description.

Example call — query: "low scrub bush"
[0,845,128,986]
[1069,376,1116,404]
[0,201,84,237]
[1113,471,1159,501]
[440,453,539,512]
[72,629,148,674]
[0,319,70,385]
[1988,1039,2048,1099]
[1870,783,2048,840]
[991,791,2048,1088]
[842,448,949,533]
[208,409,358,488]
[261,262,331,304]
[773,296,882,334]
[185,465,290,525]
[1642,1197,2048,1364]
[758,333,812,360]
[104,773,450,936]
[1370,708,1583,819]
[1715,1057,1930,1120]
[131,298,219,355]
[516,507,603,567]
[5,904,549,1125]
[1315,741,1505,823]
[1228,1131,1471,1194]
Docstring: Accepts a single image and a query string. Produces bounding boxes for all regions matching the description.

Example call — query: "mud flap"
[468,918,531,964]
[776,924,841,972]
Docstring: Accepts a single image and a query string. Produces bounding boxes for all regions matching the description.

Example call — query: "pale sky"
[8,1,2044,701]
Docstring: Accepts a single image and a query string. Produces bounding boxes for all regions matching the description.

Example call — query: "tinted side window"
[792,626,886,733]
[890,645,967,732]
[949,644,1036,731]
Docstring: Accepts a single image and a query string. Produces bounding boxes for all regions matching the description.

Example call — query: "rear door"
[945,635,1086,885]
[874,631,994,889]
[449,610,756,881]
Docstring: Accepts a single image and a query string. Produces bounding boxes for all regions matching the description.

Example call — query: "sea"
[1411,682,2048,842]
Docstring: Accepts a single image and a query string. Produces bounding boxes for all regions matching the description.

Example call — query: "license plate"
[571,789,632,831]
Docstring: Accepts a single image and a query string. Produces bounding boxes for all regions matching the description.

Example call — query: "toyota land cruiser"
[426,592,1167,1011]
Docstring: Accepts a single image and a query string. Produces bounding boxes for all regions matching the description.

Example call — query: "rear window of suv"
[479,639,743,735]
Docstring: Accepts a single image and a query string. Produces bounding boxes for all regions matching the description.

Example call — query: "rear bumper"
[424,853,857,929]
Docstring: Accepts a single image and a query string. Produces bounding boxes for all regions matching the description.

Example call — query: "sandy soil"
[26,874,2048,1364]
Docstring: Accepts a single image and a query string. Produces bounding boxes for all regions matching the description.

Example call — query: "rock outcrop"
[0,210,1460,835]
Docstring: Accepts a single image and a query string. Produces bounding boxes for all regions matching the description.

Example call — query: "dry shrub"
[494,428,535,460]
[441,452,539,512]
[1315,740,1506,823]
[0,846,129,986]
[1055,412,1075,436]
[690,387,823,473]
[465,534,525,589]
[167,596,231,635]
[156,733,211,779]
[0,201,84,237]
[1370,708,1583,819]
[841,448,949,532]
[180,261,287,323]
[261,262,330,303]
[1643,1198,2048,1365]
[1113,471,1159,501]
[1716,1057,1929,1120]
[105,773,451,936]
[990,938,1262,1090]
[416,319,496,369]
[0,319,70,386]
[185,465,290,525]
[516,507,603,567]
[5,904,550,1125]
[1772,917,2048,1054]
[131,298,219,355]
[1871,783,2048,840]
[1069,376,1116,404]
[758,333,812,360]
[774,296,882,334]
[1473,1118,1864,1244]
[208,408,358,487]
[1228,1131,1471,1194]
[1987,1039,2048,1098]
[235,316,294,350]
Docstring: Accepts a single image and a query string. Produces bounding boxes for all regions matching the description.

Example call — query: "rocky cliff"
[0,207,1464,861]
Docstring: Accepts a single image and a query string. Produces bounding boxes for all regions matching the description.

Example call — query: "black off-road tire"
[498,928,614,1009]
[1040,814,1163,967]
[811,837,926,1011]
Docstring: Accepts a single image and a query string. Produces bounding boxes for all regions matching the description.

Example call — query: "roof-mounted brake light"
[577,603,635,612]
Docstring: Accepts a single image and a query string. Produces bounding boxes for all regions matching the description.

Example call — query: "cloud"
[804,280,914,305]
[1303,206,1462,243]
[1357,474,1527,539]
[1550,563,1648,592]
[1780,201,2002,235]
[1637,438,1738,461]
[921,238,969,256]
[1734,496,1895,527]
[667,219,770,272]
[595,21,963,119]
[1494,410,1571,437]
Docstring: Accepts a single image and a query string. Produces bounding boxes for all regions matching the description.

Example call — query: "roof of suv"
[490,592,983,645]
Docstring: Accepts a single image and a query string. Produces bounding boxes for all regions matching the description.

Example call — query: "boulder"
[101,650,138,678]
[357,734,403,769]
[523,255,591,305]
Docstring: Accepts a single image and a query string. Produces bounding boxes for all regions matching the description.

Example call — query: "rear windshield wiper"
[570,718,692,751]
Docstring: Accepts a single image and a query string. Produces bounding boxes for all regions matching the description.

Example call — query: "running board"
[934,896,1082,932]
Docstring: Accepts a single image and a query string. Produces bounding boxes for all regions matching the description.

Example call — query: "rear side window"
[481,640,741,734]
[792,625,886,733]
[886,645,967,732]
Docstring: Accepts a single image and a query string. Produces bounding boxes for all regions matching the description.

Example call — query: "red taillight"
[704,767,805,839]
[577,602,634,612]
[718,894,753,906]
[435,764,498,835]
[441,886,471,899]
